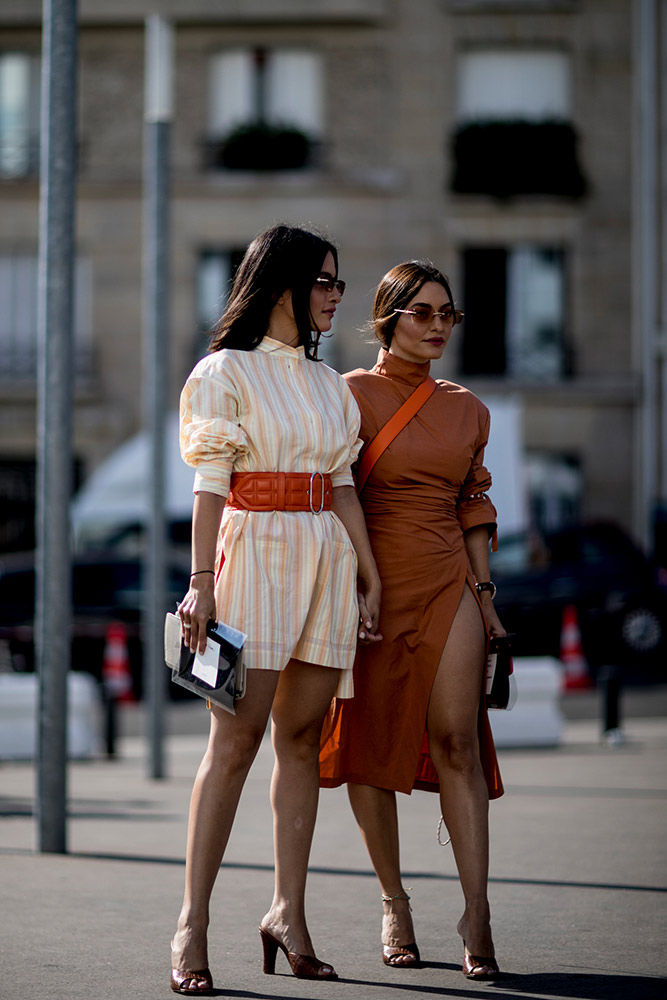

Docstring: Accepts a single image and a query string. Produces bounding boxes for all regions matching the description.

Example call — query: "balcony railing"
[450,120,588,200]
[203,123,320,172]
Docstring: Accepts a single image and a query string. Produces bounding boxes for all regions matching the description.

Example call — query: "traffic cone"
[102,621,135,702]
[560,604,592,691]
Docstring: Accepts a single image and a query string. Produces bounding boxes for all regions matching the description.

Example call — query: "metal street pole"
[143,15,173,779]
[658,3,667,528]
[635,0,659,551]
[36,0,78,853]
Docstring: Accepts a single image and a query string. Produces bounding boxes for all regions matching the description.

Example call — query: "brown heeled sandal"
[381,891,421,968]
[462,946,500,980]
[259,926,338,980]
[170,967,213,994]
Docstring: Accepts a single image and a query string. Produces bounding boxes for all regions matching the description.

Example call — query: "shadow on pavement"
[207,969,667,1000]
[2,846,666,898]
[0,793,178,821]
[489,970,667,1000]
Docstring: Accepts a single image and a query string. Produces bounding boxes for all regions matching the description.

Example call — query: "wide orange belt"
[228,471,333,513]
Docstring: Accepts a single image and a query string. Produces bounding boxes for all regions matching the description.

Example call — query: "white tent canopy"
[482,394,528,538]
[71,412,194,548]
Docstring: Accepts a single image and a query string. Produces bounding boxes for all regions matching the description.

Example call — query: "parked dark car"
[0,550,191,698]
[491,521,667,682]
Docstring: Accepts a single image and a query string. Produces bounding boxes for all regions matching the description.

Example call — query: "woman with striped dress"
[170,225,381,994]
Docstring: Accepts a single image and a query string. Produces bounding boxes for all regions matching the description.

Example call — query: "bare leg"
[347,783,417,965]
[427,585,496,965]
[260,658,340,969]
[171,669,279,985]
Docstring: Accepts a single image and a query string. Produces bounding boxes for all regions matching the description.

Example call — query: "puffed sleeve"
[179,357,248,498]
[330,376,363,488]
[456,403,498,541]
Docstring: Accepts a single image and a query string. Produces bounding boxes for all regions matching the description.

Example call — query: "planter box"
[0,672,100,759]
[489,656,564,748]
[204,125,316,171]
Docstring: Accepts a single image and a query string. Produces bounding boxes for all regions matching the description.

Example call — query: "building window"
[460,246,568,381]
[527,452,582,535]
[0,255,92,381]
[451,50,586,198]
[458,50,570,122]
[0,52,40,178]
[205,48,323,171]
[195,248,245,358]
[0,458,37,551]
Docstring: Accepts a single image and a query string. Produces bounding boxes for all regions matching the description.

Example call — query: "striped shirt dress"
[179,337,363,698]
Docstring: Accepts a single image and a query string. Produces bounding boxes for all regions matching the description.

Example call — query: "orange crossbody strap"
[356,376,437,494]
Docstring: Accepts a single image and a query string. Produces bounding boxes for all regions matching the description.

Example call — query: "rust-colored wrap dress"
[319,348,504,800]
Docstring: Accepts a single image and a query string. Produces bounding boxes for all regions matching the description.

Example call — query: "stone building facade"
[0,0,662,552]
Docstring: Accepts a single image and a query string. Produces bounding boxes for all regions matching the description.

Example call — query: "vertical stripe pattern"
[179,337,363,698]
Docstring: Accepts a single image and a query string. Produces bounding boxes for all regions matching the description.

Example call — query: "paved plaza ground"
[1,696,666,1000]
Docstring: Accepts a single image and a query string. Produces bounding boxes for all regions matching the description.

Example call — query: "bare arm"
[331,485,382,642]
[178,490,226,653]
[464,524,506,640]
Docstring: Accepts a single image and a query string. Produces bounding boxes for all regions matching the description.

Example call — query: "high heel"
[462,945,499,980]
[258,926,338,980]
[170,968,213,995]
[381,891,420,968]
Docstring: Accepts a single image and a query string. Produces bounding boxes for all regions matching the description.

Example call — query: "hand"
[357,576,382,644]
[480,594,506,640]
[178,575,216,653]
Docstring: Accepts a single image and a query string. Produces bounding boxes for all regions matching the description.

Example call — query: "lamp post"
[634,0,667,553]
[143,14,173,779]
[36,0,78,853]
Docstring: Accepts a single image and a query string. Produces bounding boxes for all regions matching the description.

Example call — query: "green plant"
[205,122,314,171]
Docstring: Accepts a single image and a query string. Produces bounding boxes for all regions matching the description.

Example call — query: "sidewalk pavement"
[2,705,666,1000]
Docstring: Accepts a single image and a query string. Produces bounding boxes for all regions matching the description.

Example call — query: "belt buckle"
[308,472,325,514]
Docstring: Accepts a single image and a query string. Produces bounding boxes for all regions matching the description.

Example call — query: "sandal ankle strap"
[381,888,412,904]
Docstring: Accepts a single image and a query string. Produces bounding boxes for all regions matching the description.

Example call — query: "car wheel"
[615,596,666,675]
[621,605,662,653]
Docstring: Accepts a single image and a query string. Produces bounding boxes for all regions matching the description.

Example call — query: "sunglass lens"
[412,307,432,322]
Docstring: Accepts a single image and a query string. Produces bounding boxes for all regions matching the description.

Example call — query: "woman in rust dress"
[319,261,506,980]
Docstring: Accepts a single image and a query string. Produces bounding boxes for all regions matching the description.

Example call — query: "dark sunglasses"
[314,275,346,296]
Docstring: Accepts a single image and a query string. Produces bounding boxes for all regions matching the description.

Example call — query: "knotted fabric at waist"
[360,488,458,519]
[228,471,333,513]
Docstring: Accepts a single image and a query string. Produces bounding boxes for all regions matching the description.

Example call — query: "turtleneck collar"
[371,347,431,387]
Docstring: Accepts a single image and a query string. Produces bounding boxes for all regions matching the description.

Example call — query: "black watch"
[475,580,497,600]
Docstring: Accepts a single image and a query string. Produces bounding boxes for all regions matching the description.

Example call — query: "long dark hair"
[371,260,454,348]
[208,224,338,360]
